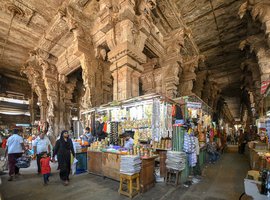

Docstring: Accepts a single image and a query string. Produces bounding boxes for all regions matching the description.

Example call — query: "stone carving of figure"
[138,0,157,16]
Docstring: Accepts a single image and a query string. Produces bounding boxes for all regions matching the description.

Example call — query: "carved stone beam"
[239,0,270,47]
[240,35,270,81]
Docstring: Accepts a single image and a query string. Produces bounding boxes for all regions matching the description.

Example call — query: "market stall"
[174,95,212,171]
[87,150,157,192]
[81,94,182,191]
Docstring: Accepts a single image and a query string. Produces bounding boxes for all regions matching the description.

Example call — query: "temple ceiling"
[0,0,268,124]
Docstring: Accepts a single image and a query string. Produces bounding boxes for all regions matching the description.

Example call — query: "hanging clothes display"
[110,122,119,145]
[152,98,161,142]
[167,104,173,138]
[183,131,197,167]
[160,102,167,138]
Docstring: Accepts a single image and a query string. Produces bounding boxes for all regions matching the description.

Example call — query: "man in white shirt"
[5,129,24,181]
[33,132,51,174]
[124,133,134,150]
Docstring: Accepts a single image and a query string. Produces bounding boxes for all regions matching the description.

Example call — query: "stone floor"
[0,147,252,200]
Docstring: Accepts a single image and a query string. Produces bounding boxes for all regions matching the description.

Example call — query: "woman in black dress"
[53,130,75,185]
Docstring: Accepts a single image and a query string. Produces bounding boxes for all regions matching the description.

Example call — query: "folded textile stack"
[120,155,142,175]
[166,151,186,171]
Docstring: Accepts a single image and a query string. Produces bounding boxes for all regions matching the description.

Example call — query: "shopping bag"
[71,158,78,175]
[0,157,8,171]
[16,156,31,168]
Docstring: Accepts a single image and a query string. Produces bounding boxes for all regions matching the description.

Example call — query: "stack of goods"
[120,155,142,175]
[166,151,186,171]
[110,122,119,145]
[88,140,106,151]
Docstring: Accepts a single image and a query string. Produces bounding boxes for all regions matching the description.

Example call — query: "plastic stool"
[165,168,181,186]
[119,173,140,198]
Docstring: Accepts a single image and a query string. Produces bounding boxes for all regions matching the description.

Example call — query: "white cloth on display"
[194,137,200,156]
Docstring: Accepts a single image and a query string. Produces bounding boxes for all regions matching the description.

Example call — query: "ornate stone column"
[239,0,270,47]
[193,71,207,98]
[29,91,38,125]
[141,58,160,94]
[240,35,270,81]
[21,51,48,123]
[100,0,151,101]
[179,55,200,96]
[162,28,184,98]
[35,49,59,143]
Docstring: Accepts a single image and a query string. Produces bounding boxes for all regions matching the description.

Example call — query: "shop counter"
[102,152,121,181]
[87,151,157,192]
[154,149,168,177]
[249,148,269,170]
[87,151,103,175]
[140,156,157,192]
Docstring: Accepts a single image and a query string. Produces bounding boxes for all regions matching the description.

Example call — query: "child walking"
[40,152,51,185]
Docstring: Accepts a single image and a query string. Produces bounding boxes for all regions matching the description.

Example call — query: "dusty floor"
[0,147,251,200]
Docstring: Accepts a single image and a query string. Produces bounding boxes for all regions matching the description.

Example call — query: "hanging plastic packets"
[183,132,196,154]
[152,98,161,141]
[167,104,173,138]
[160,102,166,138]
[188,152,197,167]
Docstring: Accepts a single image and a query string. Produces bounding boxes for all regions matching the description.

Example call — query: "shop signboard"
[186,102,202,109]
[261,80,270,94]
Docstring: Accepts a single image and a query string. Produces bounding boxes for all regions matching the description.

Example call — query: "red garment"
[2,139,7,149]
[40,157,51,175]
[172,105,176,116]
[103,123,107,132]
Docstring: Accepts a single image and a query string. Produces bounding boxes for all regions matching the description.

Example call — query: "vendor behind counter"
[123,132,134,150]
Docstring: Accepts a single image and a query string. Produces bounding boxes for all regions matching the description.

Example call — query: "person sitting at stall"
[206,137,220,164]
[123,133,134,150]
[80,127,94,145]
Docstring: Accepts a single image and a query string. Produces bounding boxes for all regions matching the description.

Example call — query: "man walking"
[5,129,24,181]
[33,132,51,174]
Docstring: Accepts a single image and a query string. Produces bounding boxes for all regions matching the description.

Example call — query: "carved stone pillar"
[59,75,77,131]
[179,56,200,96]
[240,35,270,84]
[239,1,270,47]
[162,28,184,98]
[193,71,207,98]
[29,91,38,125]
[21,51,48,124]
[257,48,270,81]
[202,80,211,105]
[79,53,96,109]
[103,0,150,101]
[141,59,156,94]
[36,49,59,141]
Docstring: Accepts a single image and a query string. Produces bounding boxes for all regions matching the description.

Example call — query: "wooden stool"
[165,168,181,186]
[118,173,140,198]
